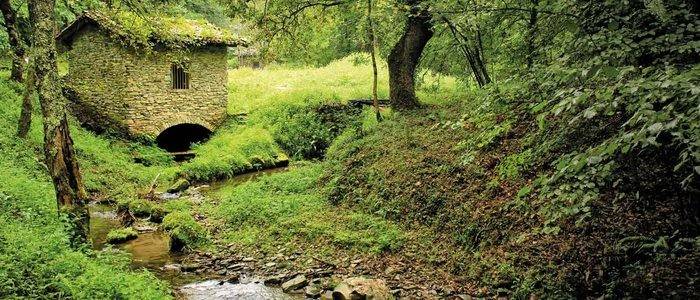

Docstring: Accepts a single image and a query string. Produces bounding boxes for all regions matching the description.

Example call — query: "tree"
[443,17,491,87]
[367,0,381,121]
[0,0,25,82]
[1,0,35,138]
[387,0,433,110]
[28,0,89,246]
[16,60,34,138]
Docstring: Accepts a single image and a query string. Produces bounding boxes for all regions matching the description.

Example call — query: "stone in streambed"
[167,178,190,193]
[282,274,308,292]
[181,263,201,272]
[162,264,181,272]
[321,291,334,300]
[305,284,322,298]
[332,277,393,300]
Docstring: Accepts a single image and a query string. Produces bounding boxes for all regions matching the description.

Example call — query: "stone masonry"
[61,24,229,140]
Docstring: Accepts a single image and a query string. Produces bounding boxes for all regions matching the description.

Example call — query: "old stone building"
[57,11,244,151]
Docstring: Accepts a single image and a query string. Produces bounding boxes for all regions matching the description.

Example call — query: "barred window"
[171,64,189,89]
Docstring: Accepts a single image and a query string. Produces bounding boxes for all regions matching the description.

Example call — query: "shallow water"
[179,279,301,300]
[88,168,295,299]
[207,167,289,190]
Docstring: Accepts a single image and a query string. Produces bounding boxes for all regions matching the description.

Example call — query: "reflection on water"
[89,204,182,279]
[207,167,289,191]
[89,204,122,249]
[122,231,176,268]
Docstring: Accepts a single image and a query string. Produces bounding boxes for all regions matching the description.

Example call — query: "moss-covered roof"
[57,10,247,49]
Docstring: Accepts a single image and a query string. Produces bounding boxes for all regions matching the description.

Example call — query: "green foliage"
[162,199,193,212]
[106,228,138,244]
[497,150,533,181]
[0,78,171,299]
[162,211,208,250]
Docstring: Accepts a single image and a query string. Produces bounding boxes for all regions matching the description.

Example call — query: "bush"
[162,211,208,251]
[254,103,362,159]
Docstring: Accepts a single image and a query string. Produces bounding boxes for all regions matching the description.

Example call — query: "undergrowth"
[0,79,171,299]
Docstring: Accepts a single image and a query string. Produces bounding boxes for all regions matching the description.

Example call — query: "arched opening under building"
[156,123,212,153]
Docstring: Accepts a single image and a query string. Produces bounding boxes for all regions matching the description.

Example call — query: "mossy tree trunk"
[1,0,34,138]
[29,0,89,246]
[17,61,35,138]
[0,0,25,82]
[387,0,433,110]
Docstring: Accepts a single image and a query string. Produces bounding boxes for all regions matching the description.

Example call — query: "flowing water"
[89,167,301,299]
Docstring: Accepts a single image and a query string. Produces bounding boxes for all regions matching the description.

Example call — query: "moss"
[162,211,208,251]
[119,198,155,218]
[59,9,245,49]
[162,199,192,213]
[106,227,138,244]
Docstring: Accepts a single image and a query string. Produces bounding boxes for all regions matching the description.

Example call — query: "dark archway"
[156,123,212,152]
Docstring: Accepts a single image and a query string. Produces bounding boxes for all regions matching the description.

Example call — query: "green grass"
[180,124,285,181]
[0,78,171,298]
[106,228,138,244]
[209,163,405,254]
[228,53,462,115]
[225,53,464,160]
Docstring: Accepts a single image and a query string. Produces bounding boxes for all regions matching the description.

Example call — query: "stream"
[89,168,302,300]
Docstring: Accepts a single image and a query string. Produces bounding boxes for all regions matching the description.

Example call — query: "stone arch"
[155,118,215,152]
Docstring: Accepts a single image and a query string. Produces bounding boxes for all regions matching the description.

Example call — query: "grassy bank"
[323,71,700,297]
[0,80,172,299]
[207,163,405,255]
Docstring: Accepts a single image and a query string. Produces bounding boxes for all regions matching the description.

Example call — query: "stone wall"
[66,26,228,139]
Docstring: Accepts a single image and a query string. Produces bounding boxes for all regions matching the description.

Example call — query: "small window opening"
[171,64,189,89]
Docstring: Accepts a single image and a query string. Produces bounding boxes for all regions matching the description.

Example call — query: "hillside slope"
[324,73,699,298]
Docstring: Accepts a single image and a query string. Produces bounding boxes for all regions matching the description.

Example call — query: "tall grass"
[180,124,285,181]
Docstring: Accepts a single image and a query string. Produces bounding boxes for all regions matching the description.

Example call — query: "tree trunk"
[367,0,382,121]
[29,0,89,246]
[444,18,491,87]
[0,0,25,82]
[387,0,433,110]
[17,61,35,138]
